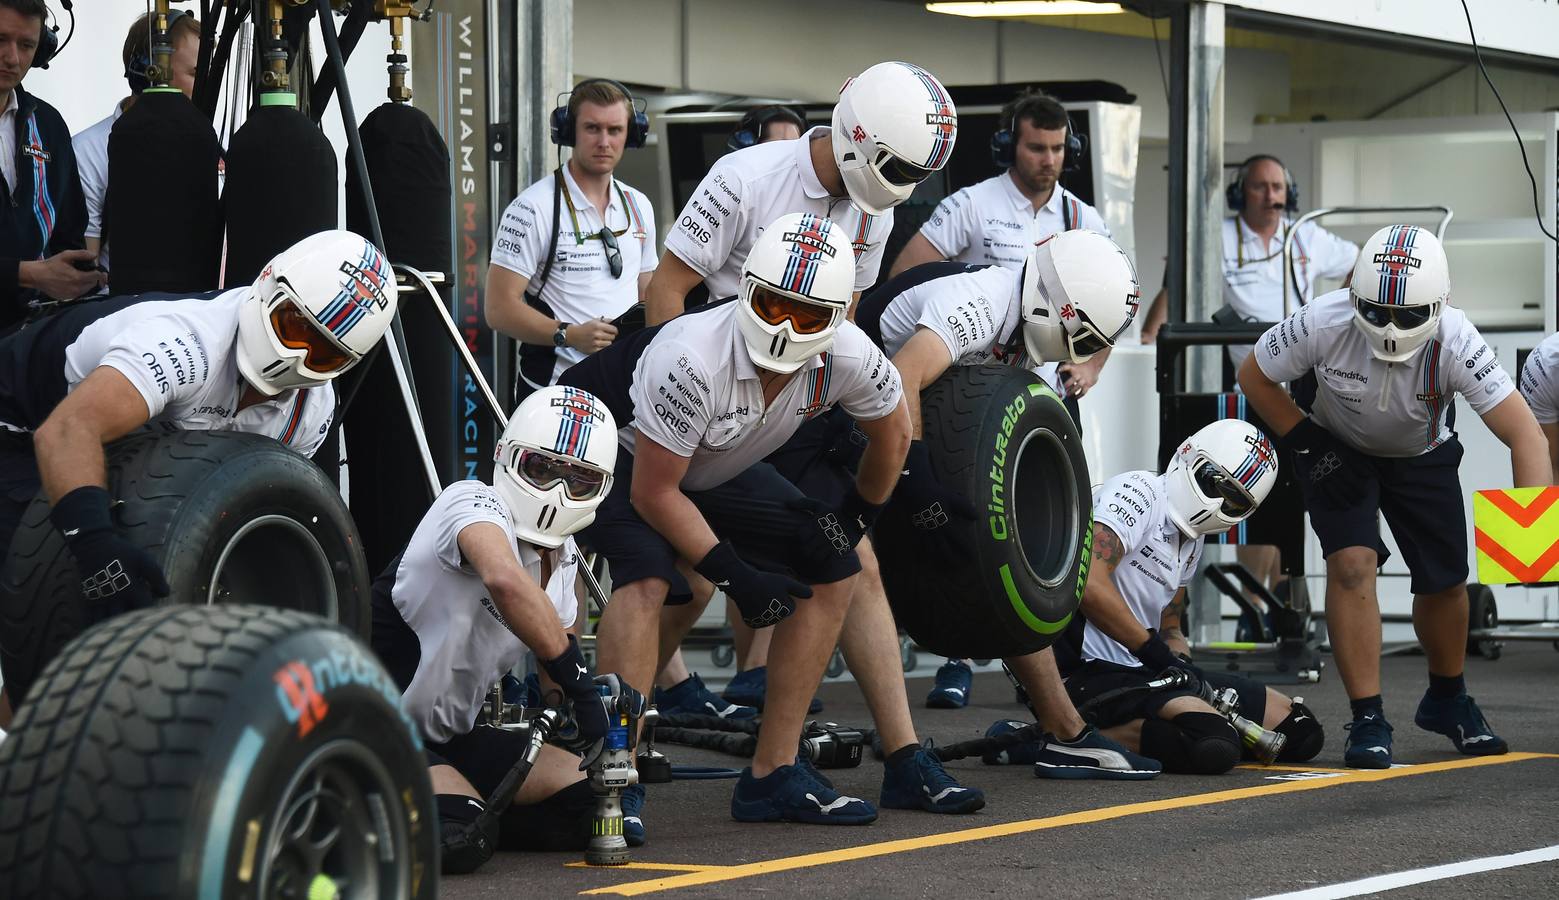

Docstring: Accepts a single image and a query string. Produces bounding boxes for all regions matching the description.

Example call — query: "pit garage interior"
[2,1,1557,898]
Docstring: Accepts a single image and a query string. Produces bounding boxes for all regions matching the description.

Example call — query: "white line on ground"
[1250,844,1559,900]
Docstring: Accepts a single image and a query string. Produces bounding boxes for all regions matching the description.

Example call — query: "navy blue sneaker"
[925,659,972,709]
[1414,691,1508,755]
[1343,712,1394,769]
[720,666,823,714]
[881,749,985,814]
[795,746,836,790]
[1032,725,1161,780]
[731,763,877,824]
[654,673,757,719]
[621,784,645,847]
[980,719,1046,765]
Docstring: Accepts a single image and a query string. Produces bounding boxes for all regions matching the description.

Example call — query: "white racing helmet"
[1350,224,1449,362]
[831,61,958,215]
[1164,419,1279,538]
[237,230,399,396]
[1020,230,1141,365]
[492,386,618,549]
[736,212,854,373]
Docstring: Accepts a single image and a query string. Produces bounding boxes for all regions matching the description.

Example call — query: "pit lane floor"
[443,642,1559,899]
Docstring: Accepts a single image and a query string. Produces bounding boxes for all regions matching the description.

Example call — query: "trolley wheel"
[900,635,918,673]
[825,648,846,679]
[1466,583,1502,660]
[711,643,735,669]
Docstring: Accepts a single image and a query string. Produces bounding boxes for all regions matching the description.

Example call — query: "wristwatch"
[553,322,569,347]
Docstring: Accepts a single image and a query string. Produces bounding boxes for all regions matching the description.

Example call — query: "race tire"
[0,431,371,705]
[875,365,1091,659]
[0,604,436,900]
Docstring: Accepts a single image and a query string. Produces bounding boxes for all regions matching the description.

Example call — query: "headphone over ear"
[32,3,60,70]
[1226,154,1299,213]
[990,96,1085,172]
[727,105,806,152]
[124,8,193,92]
[550,78,649,149]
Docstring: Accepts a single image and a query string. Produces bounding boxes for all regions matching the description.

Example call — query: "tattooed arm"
[1079,522,1156,653]
[1159,588,1191,659]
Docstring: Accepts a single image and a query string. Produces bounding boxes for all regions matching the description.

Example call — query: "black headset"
[990,93,1085,172]
[1226,154,1299,212]
[726,105,806,152]
[124,9,193,92]
[32,1,72,70]
[550,78,649,149]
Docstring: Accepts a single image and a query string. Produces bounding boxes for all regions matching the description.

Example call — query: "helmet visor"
[1065,308,1132,359]
[874,150,936,187]
[270,300,355,373]
[518,449,608,501]
[1355,295,1435,330]
[750,286,836,335]
[1192,460,1257,519]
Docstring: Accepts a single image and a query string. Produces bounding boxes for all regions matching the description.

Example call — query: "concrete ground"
[443,640,1559,899]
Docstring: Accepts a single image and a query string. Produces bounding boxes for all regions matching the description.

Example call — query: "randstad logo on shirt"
[1322,366,1366,384]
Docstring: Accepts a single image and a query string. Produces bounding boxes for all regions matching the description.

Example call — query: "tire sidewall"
[192,625,435,900]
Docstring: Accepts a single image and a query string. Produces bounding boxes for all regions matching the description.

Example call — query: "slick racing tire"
[0,605,437,900]
[0,431,371,705]
[875,366,1091,659]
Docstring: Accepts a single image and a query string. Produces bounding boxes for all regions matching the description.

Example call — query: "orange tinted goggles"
[750,287,836,335]
[270,301,355,373]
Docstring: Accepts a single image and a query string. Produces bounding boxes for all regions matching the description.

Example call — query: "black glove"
[51,486,170,620]
[891,441,977,555]
[1277,417,1359,507]
[542,634,605,738]
[1135,633,1205,696]
[694,540,813,628]
[787,487,883,564]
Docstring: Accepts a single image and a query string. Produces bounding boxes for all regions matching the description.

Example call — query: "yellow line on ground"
[1236,763,1355,773]
[566,862,726,873]
[582,752,1557,896]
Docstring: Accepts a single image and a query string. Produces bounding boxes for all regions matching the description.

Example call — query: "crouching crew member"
[1518,331,1559,483]
[1060,420,1324,774]
[369,386,643,871]
[1239,225,1550,768]
[562,214,984,824]
[814,230,1158,779]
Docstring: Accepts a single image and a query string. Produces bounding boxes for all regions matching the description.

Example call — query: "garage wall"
[574,0,1289,143]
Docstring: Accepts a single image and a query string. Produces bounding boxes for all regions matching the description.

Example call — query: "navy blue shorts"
[765,408,862,508]
[1066,659,1268,727]
[1293,438,1468,594]
[577,451,862,605]
[0,431,40,559]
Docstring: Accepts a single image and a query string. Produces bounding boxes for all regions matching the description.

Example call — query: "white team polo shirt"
[1223,215,1358,370]
[918,172,1108,268]
[54,290,334,457]
[72,101,126,269]
[1081,471,1203,668]
[916,172,1107,394]
[629,301,902,492]
[663,126,892,301]
[390,479,580,743]
[1254,289,1515,458]
[1518,331,1559,425]
[875,263,1023,364]
[491,165,657,381]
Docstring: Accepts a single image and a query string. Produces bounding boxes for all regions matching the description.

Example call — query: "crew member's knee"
[611,577,672,610]
[1141,712,1242,775]
[437,793,498,874]
[1327,547,1378,593]
[1273,700,1325,762]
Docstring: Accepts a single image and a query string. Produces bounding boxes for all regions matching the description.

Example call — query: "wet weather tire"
[0,431,371,705]
[875,366,1091,659]
[0,604,436,900]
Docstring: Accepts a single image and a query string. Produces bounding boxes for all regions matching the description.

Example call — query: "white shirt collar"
[999,170,1064,215]
[0,90,15,118]
[795,126,832,201]
[560,162,622,220]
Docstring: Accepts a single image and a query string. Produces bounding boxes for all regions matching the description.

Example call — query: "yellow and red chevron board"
[1472,487,1559,584]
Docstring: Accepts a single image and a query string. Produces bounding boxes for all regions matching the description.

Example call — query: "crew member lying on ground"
[0,230,396,726]
[369,386,645,873]
[561,213,984,825]
[1049,420,1324,775]
[784,230,1160,779]
[1239,225,1549,768]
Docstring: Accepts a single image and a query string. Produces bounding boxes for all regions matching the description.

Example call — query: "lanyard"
[561,176,635,245]
[1234,216,1290,268]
